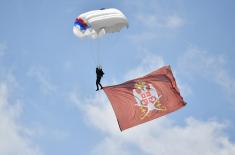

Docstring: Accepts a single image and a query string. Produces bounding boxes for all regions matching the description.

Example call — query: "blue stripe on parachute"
[74,22,89,31]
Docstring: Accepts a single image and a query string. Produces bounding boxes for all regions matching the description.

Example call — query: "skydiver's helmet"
[97,65,102,70]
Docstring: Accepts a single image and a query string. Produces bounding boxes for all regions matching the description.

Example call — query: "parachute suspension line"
[97,38,101,66]
[96,36,102,67]
[88,40,96,68]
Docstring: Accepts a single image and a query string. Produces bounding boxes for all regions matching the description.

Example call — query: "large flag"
[103,65,186,131]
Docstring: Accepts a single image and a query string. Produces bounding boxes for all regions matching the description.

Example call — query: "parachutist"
[96,66,104,91]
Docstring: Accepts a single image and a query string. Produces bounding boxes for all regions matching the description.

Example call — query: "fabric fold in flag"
[103,65,186,131]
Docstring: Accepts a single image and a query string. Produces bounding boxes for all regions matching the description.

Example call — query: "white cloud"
[27,66,57,95]
[165,15,185,29]
[124,51,165,80]
[69,50,235,155]
[127,32,159,44]
[69,91,120,134]
[70,90,235,155]
[135,14,185,29]
[91,137,131,155]
[123,50,191,97]
[128,14,185,44]
[177,47,235,104]
[125,0,185,29]
[124,0,185,44]
[135,14,159,29]
[176,80,193,97]
[0,83,43,155]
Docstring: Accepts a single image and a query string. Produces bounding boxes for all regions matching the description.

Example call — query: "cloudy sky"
[0,0,235,155]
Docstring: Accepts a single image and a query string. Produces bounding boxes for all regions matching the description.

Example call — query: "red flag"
[103,65,186,131]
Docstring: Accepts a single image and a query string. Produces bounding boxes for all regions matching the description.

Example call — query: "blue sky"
[1,0,235,155]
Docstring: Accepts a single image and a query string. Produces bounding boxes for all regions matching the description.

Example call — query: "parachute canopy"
[73,8,128,39]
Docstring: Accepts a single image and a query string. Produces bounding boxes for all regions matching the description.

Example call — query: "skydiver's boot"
[100,84,103,89]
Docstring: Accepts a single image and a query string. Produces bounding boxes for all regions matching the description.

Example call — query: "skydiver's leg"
[98,77,103,89]
[99,83,103,89]
[96,77,102,91]
[96,78,99,91]
[96,83,99,91]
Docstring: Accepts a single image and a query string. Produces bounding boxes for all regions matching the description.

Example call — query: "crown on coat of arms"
[134,81,146,90]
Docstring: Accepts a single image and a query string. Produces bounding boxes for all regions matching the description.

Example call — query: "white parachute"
[73,8,128,39]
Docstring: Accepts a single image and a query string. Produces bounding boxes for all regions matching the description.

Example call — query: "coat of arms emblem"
[133,81,166,119]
